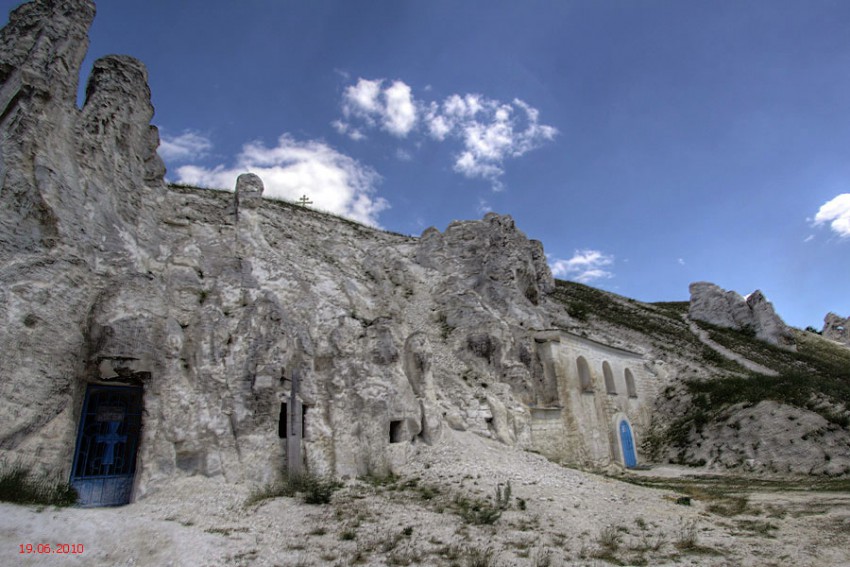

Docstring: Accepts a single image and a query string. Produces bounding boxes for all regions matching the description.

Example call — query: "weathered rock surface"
[823,312,850,346]
[688,282,796,351]
[674,400,850,476]
[0,0,582,494]
[3,0,848,505]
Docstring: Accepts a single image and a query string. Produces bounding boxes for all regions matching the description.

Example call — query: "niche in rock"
[278,402,308,439]
[389,420,404,444]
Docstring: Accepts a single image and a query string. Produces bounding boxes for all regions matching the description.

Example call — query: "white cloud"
[343,78,383,118]
[549,249,614,283]
[395,148,412,161]
[174,134,388,226]
[803,234,815,243]
[813,193,850,238]
[383,81,417,136]
[340,78,417,138]
[336,79,557,188]
[158,130,212,162]
[677,258,685,265]
[331,120,366,141]
[476,198,492,215]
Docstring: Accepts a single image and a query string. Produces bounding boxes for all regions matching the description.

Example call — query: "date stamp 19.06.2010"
[19,544,84,555]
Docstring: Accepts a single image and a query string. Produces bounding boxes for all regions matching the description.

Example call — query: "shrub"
[453,495,502,525]
[675,520,699,551]
[494,480,511,510]
[246,471,341,506]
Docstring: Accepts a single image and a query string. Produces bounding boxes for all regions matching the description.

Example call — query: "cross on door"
[96,421,127,467]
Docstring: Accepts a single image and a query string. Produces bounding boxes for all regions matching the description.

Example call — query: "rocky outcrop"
[823,313,849,347]
[688,282,796,351]
[5,0,847,500]
[0,0,579,493]
[672,400,850,476]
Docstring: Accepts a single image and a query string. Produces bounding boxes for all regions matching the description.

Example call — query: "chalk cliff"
[688,282,796,351]
[0,0,580,495]
[2,0,849,504]
[823,312,849,347]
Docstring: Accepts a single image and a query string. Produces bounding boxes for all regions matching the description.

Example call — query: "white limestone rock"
[677,401,850,476]
[823,312,850,346]
[5,0,847,502]
[688,282,796,351]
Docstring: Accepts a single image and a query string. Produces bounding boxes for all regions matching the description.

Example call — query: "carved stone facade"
[531,331,655,468]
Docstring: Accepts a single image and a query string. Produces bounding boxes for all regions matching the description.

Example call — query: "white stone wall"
[531,331,657,468]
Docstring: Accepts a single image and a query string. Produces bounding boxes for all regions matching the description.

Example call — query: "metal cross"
[96,421,127,466]
[296,195,313,207]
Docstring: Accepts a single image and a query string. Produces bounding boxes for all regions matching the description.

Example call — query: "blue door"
[619,420,637,468]
[71,385,143,507]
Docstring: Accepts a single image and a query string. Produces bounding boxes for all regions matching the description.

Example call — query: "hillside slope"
[552,280,850,476]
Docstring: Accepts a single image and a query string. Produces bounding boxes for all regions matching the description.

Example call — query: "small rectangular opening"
[389,420,403,444]
[279,402,287,438]
[279,402,308,438]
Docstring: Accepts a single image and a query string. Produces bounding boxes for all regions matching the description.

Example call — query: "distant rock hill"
[823,312,850,347]
[1,0,849,507]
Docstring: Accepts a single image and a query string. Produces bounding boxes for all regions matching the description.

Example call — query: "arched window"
[577,356,593,392]
[625,368,637,398]
[603,361,616,394]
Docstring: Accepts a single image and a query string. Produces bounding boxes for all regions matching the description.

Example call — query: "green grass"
[674,324,850,433]
[550,280,704,354]
[646,321,850,455]
[246,471,342,506]
[620,473,850,494]
[0,461,77,507]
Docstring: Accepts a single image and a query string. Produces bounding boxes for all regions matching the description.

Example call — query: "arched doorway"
[618,418,637,468]
[71,384,143,507]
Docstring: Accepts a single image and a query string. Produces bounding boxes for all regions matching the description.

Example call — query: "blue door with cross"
[619,419,637,469]
[71,385,143,507]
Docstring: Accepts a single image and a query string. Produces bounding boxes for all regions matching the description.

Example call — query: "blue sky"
[4,1,849,329]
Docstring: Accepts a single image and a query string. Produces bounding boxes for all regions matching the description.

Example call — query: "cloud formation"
[340,78,417,138]
[549,249,614,283]
[336,79,557,188]
[813,193,850,238]
[158,130,213,162]
[173,135,388,226]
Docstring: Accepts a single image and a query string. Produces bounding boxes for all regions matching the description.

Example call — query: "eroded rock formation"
[823,312,849,347]
[6,0,646,498]
[688,282,796,351]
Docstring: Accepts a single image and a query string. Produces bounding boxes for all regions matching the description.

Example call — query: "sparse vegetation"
[494,480,511,510]
[551,280,701,352]
[168,183,415,240]
[452,494,503,525]
[246,471,341,506]
[0,461,77,507]
[674,520,699,551]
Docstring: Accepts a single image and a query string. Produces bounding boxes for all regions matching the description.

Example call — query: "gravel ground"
[2,429,849,566]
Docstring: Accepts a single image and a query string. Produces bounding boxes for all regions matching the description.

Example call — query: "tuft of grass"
[462,545,497,567]
[674,520,699,551]
[706,496,749,517]
[452,494,502,525]
[0,461,77,507]
[246,471,341,506]
[494,480,512,510]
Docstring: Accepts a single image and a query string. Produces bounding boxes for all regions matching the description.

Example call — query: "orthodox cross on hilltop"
[296,195,313,208]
